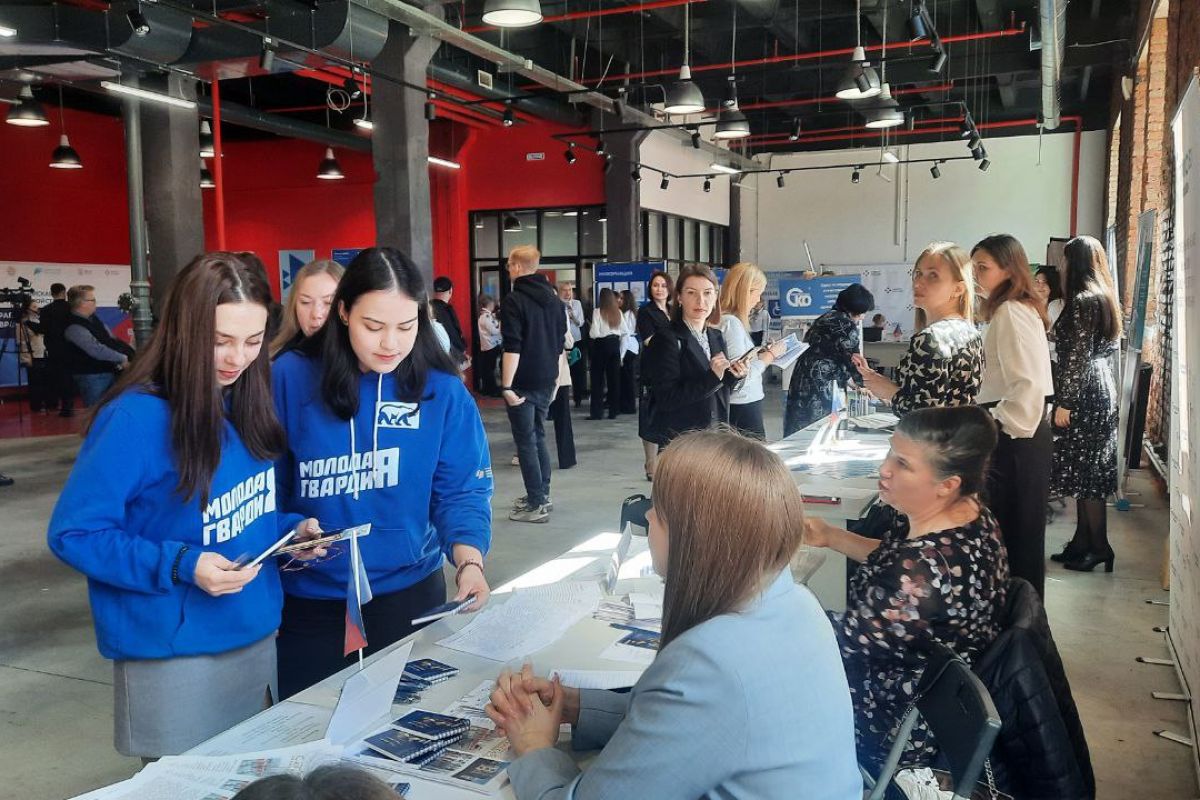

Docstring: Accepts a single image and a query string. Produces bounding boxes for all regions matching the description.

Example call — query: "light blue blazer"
[507,569,862,800]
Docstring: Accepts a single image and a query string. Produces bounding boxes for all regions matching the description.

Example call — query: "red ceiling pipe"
[210,79,227,250]
[596,25,1026,84]
[739,82,954,112]
[465,0,707,33]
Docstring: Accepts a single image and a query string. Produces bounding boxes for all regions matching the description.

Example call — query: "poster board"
[594,261,664,308]
[823,263,916,340]
[777,275,862,318]
[0,262,132,387]
[1169,71,1200,758]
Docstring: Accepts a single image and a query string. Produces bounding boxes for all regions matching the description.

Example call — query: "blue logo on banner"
[332,248,363,268]
[279,250,316,294]
[778,275,861,318]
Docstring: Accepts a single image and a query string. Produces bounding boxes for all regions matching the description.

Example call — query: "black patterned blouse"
[839,507,1009,771]
[1051,294,1120,499]
[891,318,984,417]
[783,309,860,436]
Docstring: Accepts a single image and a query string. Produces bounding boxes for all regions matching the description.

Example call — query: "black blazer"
[640,319,742,445]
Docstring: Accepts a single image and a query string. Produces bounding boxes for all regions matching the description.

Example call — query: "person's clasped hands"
[486,664,581,756]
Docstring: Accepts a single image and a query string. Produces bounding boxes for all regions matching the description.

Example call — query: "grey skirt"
[114,634,277,758]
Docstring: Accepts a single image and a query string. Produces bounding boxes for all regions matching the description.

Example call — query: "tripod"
[0,295,29,429]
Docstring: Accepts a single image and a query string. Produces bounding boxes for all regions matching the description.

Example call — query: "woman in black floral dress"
[783,284,875,437]
[805,406,1009,771]
[1050,236,1123,572]
[854,242,983,416]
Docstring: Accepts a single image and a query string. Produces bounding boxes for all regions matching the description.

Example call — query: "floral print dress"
[890,318,984,418]
[783,309,860,436]
[838,507,1009,771]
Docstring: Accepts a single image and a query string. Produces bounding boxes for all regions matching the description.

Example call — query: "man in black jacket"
[40,282,76,417]
[431,276,468,365]
[500,245,566,523]
[62,285,134,407]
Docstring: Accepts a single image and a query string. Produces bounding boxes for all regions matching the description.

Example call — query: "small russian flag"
[344,529,373,657]
[829,381,846,419]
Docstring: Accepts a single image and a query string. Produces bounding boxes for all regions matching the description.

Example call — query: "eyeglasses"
[280,542,347,572]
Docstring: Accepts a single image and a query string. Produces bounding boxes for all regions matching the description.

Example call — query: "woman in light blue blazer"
[486,429,862,800]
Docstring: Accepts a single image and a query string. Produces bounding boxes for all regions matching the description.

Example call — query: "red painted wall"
[0,107,131,265]
[0,108,604,348]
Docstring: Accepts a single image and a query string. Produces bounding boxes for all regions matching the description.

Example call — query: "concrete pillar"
[730,178,757,265]
[603,126,649,262]
[139,74,204,313]
[372,17,440,282]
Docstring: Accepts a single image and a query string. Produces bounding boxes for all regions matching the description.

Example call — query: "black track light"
[908,1,929,41]
[660,174,671,190]
[344,77,362,99]
[967,131,981,150]
[703,177,712,193]
[502,213,522,232]
[691,130,702,149]
[564,144,577,164]
[260,43,276,71]
[979,158,991,172]
[603,154,613,173]
[789,118,802,141]
[930,163,942,179]
[631,166,642,184]
[973,145,987,161]
[776,173,786,189]
[595,138,606,156]
[930,47,948,74]
[960,115,975,138]
[425,94,437,121]
[127,8,150,36]
[851,169,861,184]
[503,105,515,126]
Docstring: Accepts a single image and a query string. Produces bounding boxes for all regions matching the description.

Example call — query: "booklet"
[402,658,460,684]
[769,334,809,370]
[362,729,453,765]
[393,710,472,742]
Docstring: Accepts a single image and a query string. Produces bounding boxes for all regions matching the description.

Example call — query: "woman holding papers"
[782,283,875,437]
[804,406,1008,775]
[47,253,320,758]
[972,234,1055,599]
[485,429,861,800]
[717,262,789,440]
[640,265,748,447]
[852,242,983,417]
[272,247,493,699]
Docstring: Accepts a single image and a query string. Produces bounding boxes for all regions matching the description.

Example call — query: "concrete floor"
[0,391,1195,800]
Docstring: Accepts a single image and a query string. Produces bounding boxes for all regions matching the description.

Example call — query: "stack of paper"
[436,581,602,661]
[593,590,663,633]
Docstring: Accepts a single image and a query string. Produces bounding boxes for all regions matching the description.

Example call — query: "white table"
[176,417,895,798]
[863,340,909,369]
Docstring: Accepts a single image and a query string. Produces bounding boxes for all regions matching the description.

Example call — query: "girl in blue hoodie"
[47,253,320,758]
[272,247,493,698]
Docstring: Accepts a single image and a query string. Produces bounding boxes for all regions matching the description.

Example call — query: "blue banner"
[777,275,861,318]
[332,248,364,268]
[594,261,665,307]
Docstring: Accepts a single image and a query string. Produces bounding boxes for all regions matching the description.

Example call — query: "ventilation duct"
[1039,0,1065,130]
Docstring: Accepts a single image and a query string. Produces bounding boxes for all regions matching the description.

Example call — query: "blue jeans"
[506,386,554,507]
[74,372,115,407]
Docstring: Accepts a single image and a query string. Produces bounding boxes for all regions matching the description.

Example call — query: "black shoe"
[1063,550,1115,573]
[1050,541,1088,563]
[0,474,13,487]
[586,415,603,421]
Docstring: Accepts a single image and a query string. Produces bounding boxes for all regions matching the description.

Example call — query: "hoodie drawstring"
[348,372,386,501]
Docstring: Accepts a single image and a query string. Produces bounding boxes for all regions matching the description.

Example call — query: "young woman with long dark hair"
[635,271,673,479]
[271,247,493,698]
[1050,236,1123,572]
[618,289,640,415]
[972,234,1055,599]
[48,253,320,758]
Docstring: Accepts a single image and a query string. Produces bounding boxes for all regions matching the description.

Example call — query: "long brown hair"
[652,429,805,648]
[719,261,767,327]
[648,270,674,312]
[972,234,1050,328]
[912,242,976,331]
[271,259,344,355]
[1062,235,1123,342]
[87,253,286,503]
[597,287,622,328]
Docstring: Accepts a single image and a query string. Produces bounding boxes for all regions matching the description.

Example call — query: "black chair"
[864,645,1002,800]
[620,493,651,537]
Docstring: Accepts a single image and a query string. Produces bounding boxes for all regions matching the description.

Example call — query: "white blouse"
[718,314,765,405]
[591,311,631,340]
[978,300,1054,438]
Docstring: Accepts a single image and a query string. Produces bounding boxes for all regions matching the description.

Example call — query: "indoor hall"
[1,0,1198,798]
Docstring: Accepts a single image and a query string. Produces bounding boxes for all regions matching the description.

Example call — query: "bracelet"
[455,559,484,584]
[171,545,190,585]
[501,386,513,392]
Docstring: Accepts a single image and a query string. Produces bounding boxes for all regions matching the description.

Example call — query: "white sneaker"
[509,503,551,523]
[512,495,553,512]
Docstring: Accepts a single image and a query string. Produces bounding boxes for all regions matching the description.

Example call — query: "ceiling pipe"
[464,0,707,34]
[1039,0,1066,129]
[738,82,954,112]
[593,25,1026,84]
[195,96,370,153]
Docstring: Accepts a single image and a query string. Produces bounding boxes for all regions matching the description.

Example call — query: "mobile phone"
[411,595,477,625]
[275,523,372,555]
[733,345,758,364]
[235,530,297,570]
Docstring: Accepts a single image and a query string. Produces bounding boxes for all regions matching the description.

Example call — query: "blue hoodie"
[272,352,493,600]
[47,390,303,661]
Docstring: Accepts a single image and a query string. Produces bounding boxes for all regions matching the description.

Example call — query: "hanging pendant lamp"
[7,85,49,127]
[864,84,905,129]
[317,147,344,180]
[200,166,215,188]
[199,120,215,158]
[836,0,881,100]
[482,0,543,28]
[50,134,83,169]
[664,1,705,115]
[713,7,750,140]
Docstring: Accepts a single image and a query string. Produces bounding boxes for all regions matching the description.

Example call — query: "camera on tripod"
[0,276,33,306]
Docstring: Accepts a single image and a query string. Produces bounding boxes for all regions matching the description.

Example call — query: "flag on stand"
[828,381,846,421]
[344,529,373,657]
